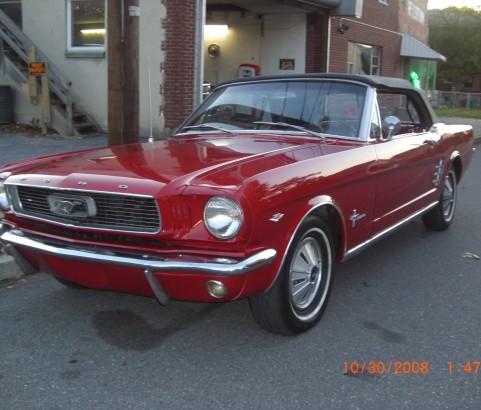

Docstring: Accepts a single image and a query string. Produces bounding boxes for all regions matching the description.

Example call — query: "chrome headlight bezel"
[0,174,11,211]
[203,196,244,240]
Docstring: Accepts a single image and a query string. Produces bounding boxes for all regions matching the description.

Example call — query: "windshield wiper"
[180,124,235,134]
[254,121,326,139]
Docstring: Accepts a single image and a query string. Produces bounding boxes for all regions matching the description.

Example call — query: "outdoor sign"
[29,62,47,77]
[279,59,295,70]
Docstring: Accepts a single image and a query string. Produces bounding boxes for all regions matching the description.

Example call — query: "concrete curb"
[0,253,23,284]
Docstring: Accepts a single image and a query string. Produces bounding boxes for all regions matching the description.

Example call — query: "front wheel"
[249,216,335,335]
[422,167,457,231]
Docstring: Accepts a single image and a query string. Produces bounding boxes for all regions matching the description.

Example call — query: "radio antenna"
[147,56,154,143]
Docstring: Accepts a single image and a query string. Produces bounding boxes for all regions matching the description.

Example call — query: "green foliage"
[434,107,481,119]
[429,7,481,89]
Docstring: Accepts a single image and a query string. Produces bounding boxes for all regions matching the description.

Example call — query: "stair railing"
[0,8,73,134]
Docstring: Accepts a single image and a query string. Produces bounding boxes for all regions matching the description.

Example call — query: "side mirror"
[424,123,444,145]
[382,116,401,140]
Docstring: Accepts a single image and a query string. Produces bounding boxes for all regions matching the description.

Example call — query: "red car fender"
[257,194,347,293]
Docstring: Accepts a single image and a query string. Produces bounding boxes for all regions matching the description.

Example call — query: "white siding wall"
[261,14,306,75]
[23,0,108,130]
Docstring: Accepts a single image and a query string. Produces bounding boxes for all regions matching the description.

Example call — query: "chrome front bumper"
[1,228,277,305]
[0,229,277,277]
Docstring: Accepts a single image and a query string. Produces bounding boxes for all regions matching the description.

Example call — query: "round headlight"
[204,196,243,240]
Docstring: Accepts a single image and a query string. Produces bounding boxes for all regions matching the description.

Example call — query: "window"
[347,42,381,75]
[186,81,366,139]
[409,59,437,92]
[379,0,388,5]
[377,92,425,136]
[377,93,420,124]
[67,0,105,54]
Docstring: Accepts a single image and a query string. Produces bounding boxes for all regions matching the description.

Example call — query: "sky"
[428,0,481,9]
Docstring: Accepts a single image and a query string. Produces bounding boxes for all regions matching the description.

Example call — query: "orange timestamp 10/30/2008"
[343,361,429,375]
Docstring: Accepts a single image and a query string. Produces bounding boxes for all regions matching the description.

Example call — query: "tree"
[429,7,481,90]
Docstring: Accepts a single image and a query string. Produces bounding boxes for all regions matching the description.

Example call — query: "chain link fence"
[433,91,481,110]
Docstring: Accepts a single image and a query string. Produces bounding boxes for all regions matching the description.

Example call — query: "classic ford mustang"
[0,74,474,335]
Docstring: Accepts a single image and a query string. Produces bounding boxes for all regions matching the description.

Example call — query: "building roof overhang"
[289,0,341,8]
[207,0,341,14]
[401,34,447,62]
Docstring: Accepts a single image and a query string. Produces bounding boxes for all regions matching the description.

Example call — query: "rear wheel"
[249,216,335,335]
[422,167,457,231]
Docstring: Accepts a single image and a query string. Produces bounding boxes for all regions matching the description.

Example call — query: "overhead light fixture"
[80,29,106,35]
[204,24,229,37]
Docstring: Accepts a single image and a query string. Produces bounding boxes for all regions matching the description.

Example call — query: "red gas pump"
[239,64,260,77]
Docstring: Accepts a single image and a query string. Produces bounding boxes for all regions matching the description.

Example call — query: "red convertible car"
[0,74,474,335]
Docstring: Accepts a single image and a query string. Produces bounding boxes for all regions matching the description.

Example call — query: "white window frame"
[371,46,381,75]
[347,42,382,76]
[66,0,106,54]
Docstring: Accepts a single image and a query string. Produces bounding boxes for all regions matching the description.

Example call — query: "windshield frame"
[174,78,373,142]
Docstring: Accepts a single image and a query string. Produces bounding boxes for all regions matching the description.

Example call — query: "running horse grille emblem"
[47,194,97,218]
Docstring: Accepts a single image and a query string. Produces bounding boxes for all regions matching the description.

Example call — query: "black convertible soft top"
[216,73,416,91]
[215,73,438,125]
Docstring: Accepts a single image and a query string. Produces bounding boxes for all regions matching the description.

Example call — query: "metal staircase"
[0,9,101,137]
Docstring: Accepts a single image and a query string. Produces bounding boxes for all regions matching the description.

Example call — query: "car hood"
[2,134,357,195]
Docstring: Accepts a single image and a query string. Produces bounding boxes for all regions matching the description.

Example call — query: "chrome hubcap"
[442,173,455,220]
[289,237,322,310]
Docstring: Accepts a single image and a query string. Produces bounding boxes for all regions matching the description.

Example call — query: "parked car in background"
[0,74,474,335]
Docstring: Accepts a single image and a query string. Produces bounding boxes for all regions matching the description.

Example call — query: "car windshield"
[178,80,367,139]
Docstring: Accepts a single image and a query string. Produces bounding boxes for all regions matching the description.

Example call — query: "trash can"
[0,86,12,124]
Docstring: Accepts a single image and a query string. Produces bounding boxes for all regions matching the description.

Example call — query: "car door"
[371,91,442,234]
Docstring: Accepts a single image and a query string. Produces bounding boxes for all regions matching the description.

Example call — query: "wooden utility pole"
[28,47,51,135]
[108,0,140,146]
[40,64,51,134]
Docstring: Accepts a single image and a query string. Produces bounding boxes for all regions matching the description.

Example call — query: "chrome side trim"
[4,182,157,198]
[0,230,277,276]
[342,201,438,261]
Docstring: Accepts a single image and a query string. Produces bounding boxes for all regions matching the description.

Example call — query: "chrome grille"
[10,185,161,233]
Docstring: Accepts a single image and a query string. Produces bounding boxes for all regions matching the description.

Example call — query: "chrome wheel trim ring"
[442,171,456,222]
[288,228,331,320]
